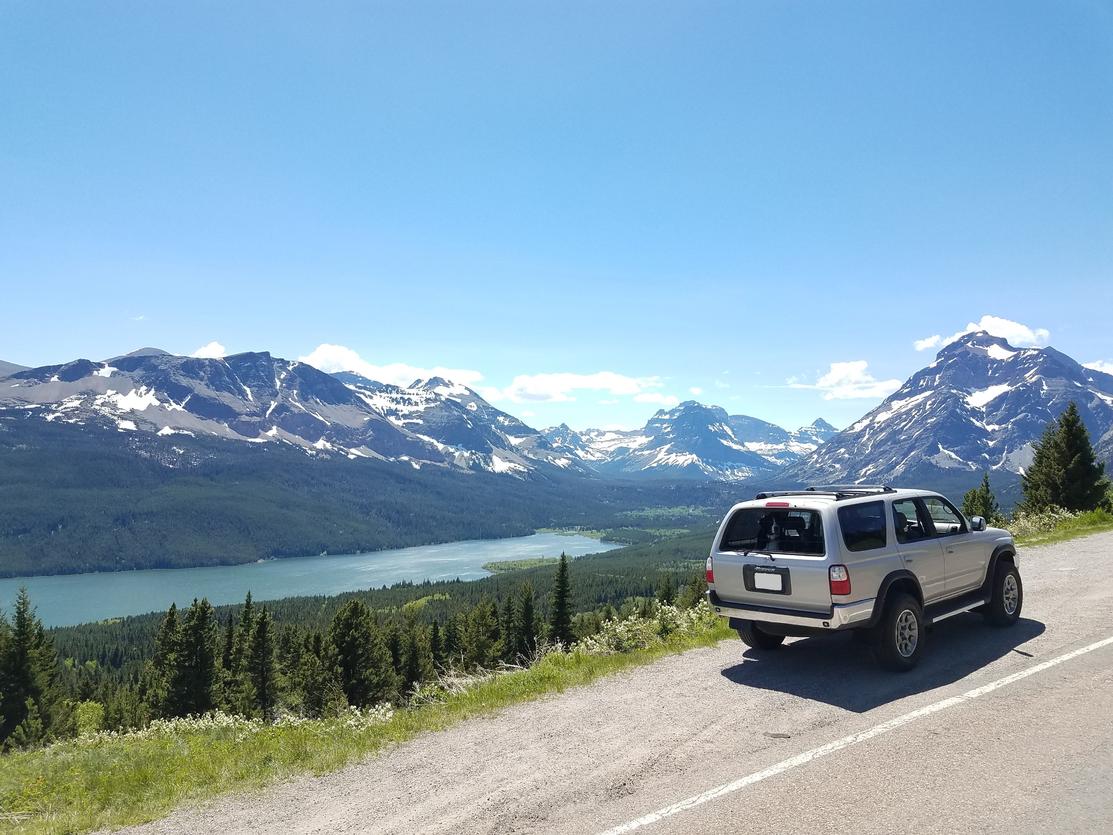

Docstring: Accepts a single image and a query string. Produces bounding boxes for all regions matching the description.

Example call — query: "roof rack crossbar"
[753,485,897,501]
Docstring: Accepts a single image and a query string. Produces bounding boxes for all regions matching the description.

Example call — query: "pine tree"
[513,583,538,661]
[499,596,517,663]
[656,574,676,605]
[1057,402,1110,510]
[166,599,219,716]
[547,553,574,647]
[247,608,279,720]
[963,472,1001,521]
[8,698,45,749]
[0,588,60,747]
[401,625,434,696]
[327,600,398,707]
[1023,402,1110,511]
[294,632,347,719]
[429,620,444,669]
[462,599,501,669]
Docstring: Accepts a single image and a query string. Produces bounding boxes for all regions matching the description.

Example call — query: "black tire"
[737,621,786,650]
[871,593,925,672]
[985,562,1023,626]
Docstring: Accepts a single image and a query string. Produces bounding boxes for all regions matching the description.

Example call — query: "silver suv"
[706,485,1022,671]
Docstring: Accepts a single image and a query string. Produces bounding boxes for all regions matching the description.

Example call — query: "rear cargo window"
[719,508,825,556]
[838,501,887,552]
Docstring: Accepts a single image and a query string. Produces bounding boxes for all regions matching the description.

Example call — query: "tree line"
[1,552,708,749]
[963,401,1111,519]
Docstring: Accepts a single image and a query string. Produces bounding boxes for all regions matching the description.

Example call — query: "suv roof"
[749,486,941,504]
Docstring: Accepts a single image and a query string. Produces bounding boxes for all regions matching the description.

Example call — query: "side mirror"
[970,516,987,532]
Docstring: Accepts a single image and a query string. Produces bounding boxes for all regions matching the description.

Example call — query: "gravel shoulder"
[120,531,1113,835]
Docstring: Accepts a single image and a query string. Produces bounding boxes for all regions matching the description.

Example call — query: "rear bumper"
[707,589,875,631]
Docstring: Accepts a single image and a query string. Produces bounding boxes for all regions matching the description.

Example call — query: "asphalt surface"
[123,530,1113,835]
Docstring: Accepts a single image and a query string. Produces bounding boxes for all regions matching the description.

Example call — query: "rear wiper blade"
[743,549,775,562]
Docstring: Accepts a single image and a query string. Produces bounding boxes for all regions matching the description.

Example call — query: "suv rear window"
[719,508,825,556]
[838,501,887,552]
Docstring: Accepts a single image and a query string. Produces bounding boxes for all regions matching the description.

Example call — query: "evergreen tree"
[1023,402,1110,511]
[0,588,60,747]
[231,591,255,674]
[676,573,708,610]
[513,583,538,661]
[962,472,1000,521]
[462,599,501,669]
[385,623,403,677]
[247,608,279,720]
[294,632,347,719]
[1057,402,1110,510]
[499,596,517,663]
[8,698,45,749]
[656,574,676,605]
[401,625,434,695]
[166,599,219,716]
[327,600,397,707]
[547,553,574,647]
[429,620,444,669]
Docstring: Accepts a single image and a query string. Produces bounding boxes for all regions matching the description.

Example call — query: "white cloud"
[789,361,902,400]
[713,379,730,389]
[130,314,146,322]
[299,344,485,388]
[634,392,681,407]
[1084,360,1113,375]
[491,371,667,404]
[914,315,1050,351]
[190,341,227,359]
[689,386,704,396]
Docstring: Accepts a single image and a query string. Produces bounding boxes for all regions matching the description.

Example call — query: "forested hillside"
[0,418,734,577]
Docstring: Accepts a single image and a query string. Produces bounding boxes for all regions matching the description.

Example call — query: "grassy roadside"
[0,613,735,834]
[1013,510,1113,548]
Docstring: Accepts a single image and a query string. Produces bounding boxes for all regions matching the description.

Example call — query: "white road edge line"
[598,634,1113,835]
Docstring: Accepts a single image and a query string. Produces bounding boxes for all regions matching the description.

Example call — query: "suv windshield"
[720,508,825,556]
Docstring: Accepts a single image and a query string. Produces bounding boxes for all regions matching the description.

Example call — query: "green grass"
[1013,509,1113,547]
[0,620,735,834]
[481,557,560,573]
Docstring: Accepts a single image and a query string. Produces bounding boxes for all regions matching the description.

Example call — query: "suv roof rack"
[807,484,896,495]
[753,485,896,501]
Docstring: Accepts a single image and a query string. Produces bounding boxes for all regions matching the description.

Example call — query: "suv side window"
[837,501,887,552]
[892,499,928,543]
[922,496,967,536]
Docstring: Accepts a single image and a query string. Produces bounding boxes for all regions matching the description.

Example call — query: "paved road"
[127,531,1113,835]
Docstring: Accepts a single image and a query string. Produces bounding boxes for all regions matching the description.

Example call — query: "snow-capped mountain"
[542,403,836,480]
[0,350,577,478]
[790,331,1113,485]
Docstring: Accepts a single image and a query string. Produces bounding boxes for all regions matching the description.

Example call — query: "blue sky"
[2,1,1111,431]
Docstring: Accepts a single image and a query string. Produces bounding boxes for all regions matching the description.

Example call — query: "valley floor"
[120,530,1113,835]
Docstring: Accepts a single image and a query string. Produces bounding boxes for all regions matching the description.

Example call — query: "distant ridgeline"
[2,331,1112,576]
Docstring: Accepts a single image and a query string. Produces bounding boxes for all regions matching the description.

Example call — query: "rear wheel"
[871,593,924,671]
[737,621,785,650]
[985,562,1022,626]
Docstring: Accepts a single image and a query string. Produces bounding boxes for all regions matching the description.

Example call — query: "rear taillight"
[706,556,715,584]
[829,564,851,596]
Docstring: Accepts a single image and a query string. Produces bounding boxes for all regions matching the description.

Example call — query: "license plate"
[753,572,783,591]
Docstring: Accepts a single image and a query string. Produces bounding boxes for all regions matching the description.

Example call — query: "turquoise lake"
[0,533,620,627]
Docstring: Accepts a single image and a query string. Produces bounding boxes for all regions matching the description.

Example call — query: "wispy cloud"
[486,371,669,404]
[1084,360,1113,375]
[788,361,901,400]
[299,344,484,388]
[914,315,1050,352]
[688,386,704,396]
[190,341,227,359]
[130,314,146,322]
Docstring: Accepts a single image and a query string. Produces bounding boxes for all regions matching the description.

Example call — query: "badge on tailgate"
[743,564,792,595]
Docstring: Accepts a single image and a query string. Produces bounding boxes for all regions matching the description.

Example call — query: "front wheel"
[985,563,1023,626]
[737,621,785,650]
[871,593,924,671]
